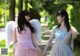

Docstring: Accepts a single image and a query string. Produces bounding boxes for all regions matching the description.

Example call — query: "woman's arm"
[32,33,42,56]
[62,27,79,50]
[13,29,17,46]
[71,26,79,50]
[71,26,79,39]
[13,28,17,56]
[43,28,55,56]
[62,30,75,50]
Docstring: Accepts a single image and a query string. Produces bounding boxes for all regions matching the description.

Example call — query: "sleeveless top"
[54,27,68,42]
[14,26,35,50]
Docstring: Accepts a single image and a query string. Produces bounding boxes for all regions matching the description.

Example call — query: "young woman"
[43,10,79,56]
[13,10,42,56]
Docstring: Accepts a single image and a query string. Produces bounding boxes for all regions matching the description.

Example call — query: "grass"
[0,40,6,48]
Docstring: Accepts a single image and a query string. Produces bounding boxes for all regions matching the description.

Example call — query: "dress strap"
[52,26,58,32]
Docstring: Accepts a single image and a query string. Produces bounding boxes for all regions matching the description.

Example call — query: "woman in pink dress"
[13,10,42,56]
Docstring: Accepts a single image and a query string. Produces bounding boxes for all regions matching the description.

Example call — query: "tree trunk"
[25,0,28,10]
[9,0,15,21]
[29,0,41,21]
[18,0,23,13]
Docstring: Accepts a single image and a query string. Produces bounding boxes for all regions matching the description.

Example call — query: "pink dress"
[14,27,36,56]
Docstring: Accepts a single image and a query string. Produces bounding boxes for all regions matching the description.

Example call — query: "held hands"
[39,50,43,56]
[42,52,45,56]
[37,49,47,56]
[36,48,43,56]
[42,50,47,56]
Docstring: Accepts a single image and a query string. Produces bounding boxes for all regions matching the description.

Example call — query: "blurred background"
[0,0,80,56]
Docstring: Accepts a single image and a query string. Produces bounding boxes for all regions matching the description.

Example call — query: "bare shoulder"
[71,26,79,34]
[52,26,57,33]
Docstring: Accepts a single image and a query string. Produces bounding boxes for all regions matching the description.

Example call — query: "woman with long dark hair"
[43,10,79,56]
[13,10,42,56]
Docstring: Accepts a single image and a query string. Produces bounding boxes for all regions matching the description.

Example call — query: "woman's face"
[57,16,64,24]
[25,15,30,21]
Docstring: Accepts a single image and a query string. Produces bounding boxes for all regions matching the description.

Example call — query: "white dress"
[50,27,73,56]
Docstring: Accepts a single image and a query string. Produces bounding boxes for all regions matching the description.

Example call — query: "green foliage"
[0,8,3,19]
[70,3,80,33]
[74,47,80,56]
[0,40,6,48]
[0,0,4,7]
[0,1,4,19]
[0,23,5,28]
[0,0,9,27]
[70,3,80,50]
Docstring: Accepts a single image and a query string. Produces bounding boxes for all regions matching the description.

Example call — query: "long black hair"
[57,10,71,32]
[17,10,35,33]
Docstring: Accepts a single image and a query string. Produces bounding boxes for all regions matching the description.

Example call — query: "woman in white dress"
[43,10,79,56]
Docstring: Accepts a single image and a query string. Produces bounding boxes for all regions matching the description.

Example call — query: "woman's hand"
[42,50,47,56]
[42,52,45,56]
[39,50,43,56]
[32,33,43,56]
[42,27,55,56]
[37,48,43,56]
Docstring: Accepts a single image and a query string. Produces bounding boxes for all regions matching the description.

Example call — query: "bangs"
[24,10,31,16]
[57,11,61,15]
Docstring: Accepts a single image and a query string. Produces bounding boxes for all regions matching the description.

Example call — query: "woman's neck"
[60,21,66,30]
